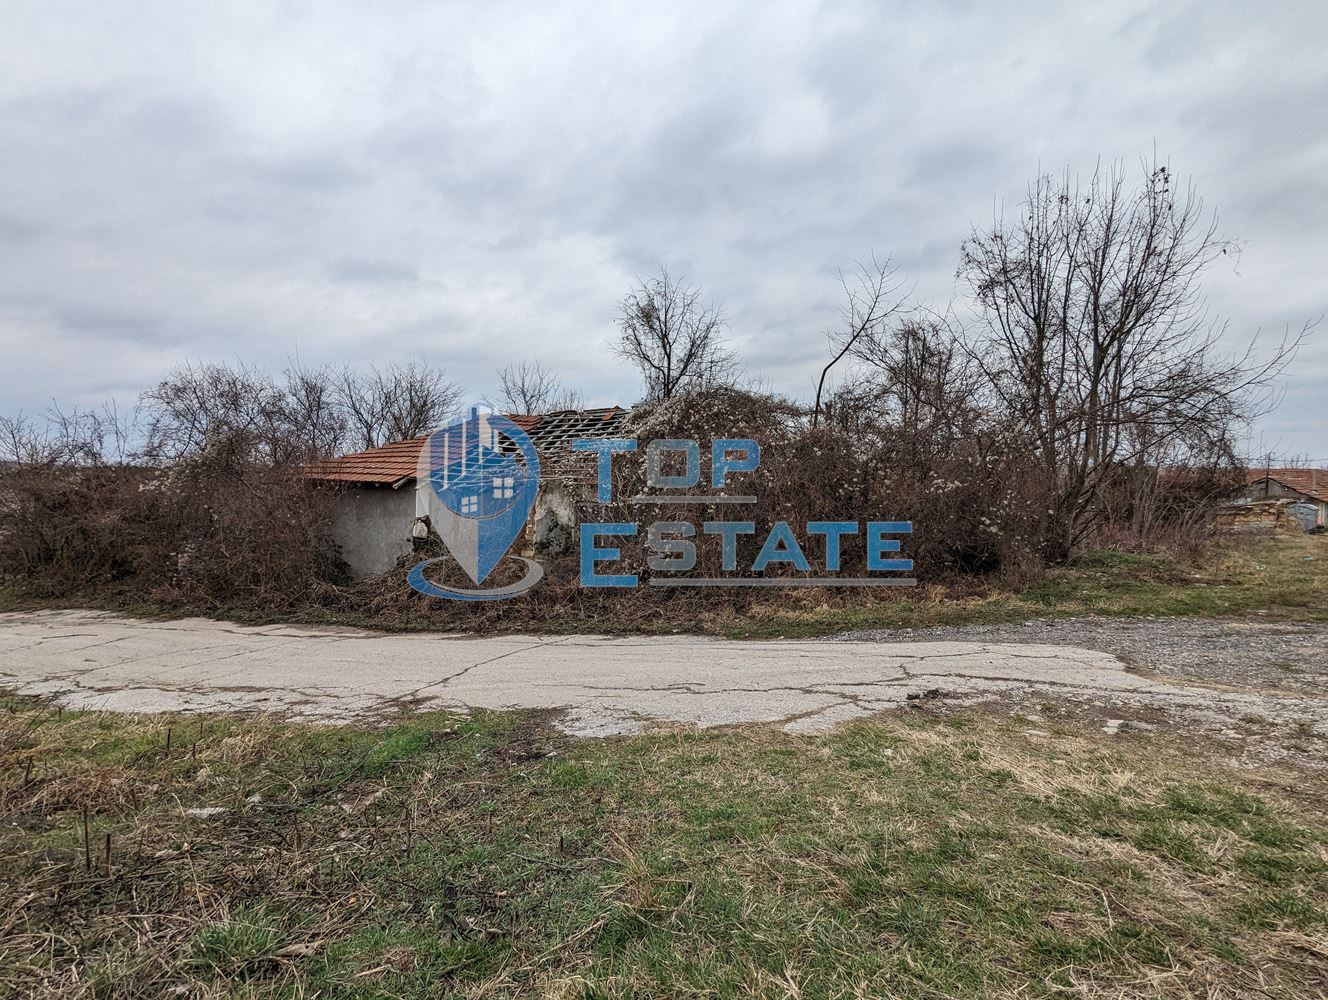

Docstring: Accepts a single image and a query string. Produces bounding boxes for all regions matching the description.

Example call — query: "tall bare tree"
[336,361,462,450]
[142,361,291,464]
[615,267,737,401]
[857,316,980,441]
[141,359,460,463]
[284,362,346,460]
[960,158,1303,555]
[492,359,584,414]
[812,256,910,428]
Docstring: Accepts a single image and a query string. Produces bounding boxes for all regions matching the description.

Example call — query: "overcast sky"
[1,1,1324,458]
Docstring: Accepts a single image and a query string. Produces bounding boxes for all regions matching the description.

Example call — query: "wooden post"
[82,807,92,872]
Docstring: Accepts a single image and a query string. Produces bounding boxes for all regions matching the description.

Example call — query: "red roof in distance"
[1244,468,1328,504]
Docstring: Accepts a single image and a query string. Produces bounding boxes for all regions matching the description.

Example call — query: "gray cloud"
[327,258,419,285]
[0,0,1323,457]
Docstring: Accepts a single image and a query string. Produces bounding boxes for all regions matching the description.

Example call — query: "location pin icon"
[416,409,541,586]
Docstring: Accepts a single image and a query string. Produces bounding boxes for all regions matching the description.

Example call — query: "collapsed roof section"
[304,407,630,486]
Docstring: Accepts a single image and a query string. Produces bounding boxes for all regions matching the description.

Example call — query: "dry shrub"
[337,387,1053,632]
[0,428,347,610]
[138,432,347,609]
[0,360,472,611]
[0,464,153,596]
[0,381,1244,627]
[1095,464,1244,556]
[606,386,1049,578]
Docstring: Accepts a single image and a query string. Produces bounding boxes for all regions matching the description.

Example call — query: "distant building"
[305,407,629,578]
[1235,468,1328,530]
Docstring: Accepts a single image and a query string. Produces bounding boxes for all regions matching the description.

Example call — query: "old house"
[305,407,629,578]
[1236,468,1328,531]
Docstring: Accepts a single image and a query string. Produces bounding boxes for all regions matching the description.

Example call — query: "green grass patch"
[3,699,1328,996]
[720,533,1328,638]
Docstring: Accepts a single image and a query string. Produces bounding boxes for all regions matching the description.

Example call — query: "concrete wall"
[530,480,577,556]
[332,486,416,579]
[334,478,586,580]
[1289,502,1320,531]
[1240,482,1327,526]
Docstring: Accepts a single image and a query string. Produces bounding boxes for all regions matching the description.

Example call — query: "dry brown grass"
[2,697,1327,997]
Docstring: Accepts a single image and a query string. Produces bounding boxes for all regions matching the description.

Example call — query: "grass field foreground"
[2,697,1327,998]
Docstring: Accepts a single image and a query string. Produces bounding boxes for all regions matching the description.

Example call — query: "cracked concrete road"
[2,609,1326,737]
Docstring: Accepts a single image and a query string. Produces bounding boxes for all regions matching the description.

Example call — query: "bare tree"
[283,362,346,460]
[0,405,134,467]
[960,158,1304,556]
[812,256,910,428]
[0,414,50,466]
[142,361,289,464]
[858,316,981,441]
[615,267,737,401]
[336,361,462,450]
[141,359,459,463]
[492,359,584,414]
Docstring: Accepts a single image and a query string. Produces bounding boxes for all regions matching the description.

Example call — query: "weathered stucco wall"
[1240,482,1327,527]
[530,480,578,556]
[332,486,416,579]
[334,479,586,579]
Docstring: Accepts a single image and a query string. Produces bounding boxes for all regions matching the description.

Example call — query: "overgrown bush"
[0,422,347,610]
[341,387,1057,634]
[610,388,1049,578]
[134,433,348,608]
[0,465,152,596]
[2,382,1238,627]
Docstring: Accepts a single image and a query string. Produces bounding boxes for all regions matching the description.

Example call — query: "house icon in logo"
[408,408,543,601]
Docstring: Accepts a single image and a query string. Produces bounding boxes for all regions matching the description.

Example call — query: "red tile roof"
[1244,468,1328,504]
[303,435,428,485]
[305,408,627,485]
